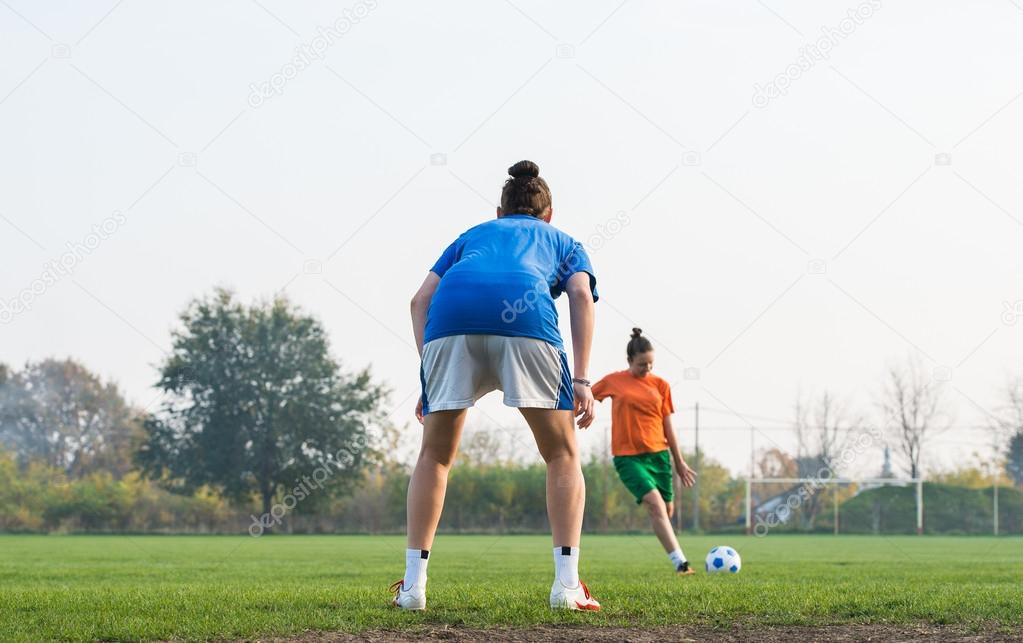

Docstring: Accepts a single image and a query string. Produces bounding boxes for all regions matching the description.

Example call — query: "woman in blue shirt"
[392,161,601,612]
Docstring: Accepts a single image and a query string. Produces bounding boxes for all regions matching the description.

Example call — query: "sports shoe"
[389,579,426,610]
[676,561,695,576]
[549,579,601,611]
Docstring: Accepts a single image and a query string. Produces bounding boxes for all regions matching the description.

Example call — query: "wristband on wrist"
[572,377,591,387]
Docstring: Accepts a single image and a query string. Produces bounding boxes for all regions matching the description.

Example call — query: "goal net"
[746,477,924,536]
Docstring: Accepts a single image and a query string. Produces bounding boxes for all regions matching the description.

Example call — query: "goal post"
[745,477,924,536]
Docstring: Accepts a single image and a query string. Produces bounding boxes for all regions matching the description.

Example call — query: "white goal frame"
[745,477,924,536]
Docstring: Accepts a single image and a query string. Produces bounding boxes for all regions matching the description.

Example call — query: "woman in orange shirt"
[592,328,697,574]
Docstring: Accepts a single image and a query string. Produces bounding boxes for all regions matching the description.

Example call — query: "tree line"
[1,288,1021,534]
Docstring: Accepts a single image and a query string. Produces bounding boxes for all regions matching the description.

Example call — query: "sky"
[1,0,1021,477]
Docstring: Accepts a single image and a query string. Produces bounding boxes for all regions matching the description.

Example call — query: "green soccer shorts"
[613,449,673,504]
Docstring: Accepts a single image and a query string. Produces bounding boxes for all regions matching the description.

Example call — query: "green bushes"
[839,483,1023,534]
[5,448,1021,535]
[0,452,238,533]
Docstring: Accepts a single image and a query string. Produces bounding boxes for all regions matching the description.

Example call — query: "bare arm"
[411,272,440,357]
[566,272,595,428]
[664,413,696,487]
[411,273,440,423]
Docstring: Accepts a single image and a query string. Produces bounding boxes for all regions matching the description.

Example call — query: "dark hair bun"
[508,160,540,179]
[631,327,643,339]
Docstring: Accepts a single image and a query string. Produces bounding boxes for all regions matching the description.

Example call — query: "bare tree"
[795,391,861,473]
[459,430,508,466]
[880,356,950,479]
[756,447,797,479]
[792,390,862,528]
[753,447,798,518]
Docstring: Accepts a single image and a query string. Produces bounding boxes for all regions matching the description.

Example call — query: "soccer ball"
[705,545,741,574]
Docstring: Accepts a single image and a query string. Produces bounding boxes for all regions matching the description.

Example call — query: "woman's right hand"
[677,460,697,488]
[415,396,424,424]
[573,382,594,429]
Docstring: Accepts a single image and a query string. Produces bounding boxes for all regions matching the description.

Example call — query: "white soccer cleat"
[389,579,426,611]
[549,580,601,611]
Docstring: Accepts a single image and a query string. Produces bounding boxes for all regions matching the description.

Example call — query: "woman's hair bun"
[626,327,652,360]
[508,160,540,179]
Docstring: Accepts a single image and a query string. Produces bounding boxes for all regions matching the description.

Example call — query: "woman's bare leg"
[519,408,583,547]
[641,489,681,553]
[406,409,467,549]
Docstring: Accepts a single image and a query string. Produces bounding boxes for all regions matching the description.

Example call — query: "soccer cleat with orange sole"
[549,580,601,611]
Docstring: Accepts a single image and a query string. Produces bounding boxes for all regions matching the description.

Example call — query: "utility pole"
[747,425,755,536]
[692,402,700,532]
[675,415,682,534]
[833,483,839,535]
[916,478,923,535]
[993,463,999,536]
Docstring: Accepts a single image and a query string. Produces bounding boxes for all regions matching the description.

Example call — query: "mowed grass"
[1,534,1021,641]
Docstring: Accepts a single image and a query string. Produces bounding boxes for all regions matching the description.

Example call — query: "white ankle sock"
[404,548,429,591]
[668,548,687,570]
[553,546,580,587]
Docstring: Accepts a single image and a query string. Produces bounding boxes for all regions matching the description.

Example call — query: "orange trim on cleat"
[552,579,601,611]
[577,581,601,611]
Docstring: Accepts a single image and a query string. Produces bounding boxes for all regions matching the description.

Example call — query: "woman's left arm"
[664,414,697,487]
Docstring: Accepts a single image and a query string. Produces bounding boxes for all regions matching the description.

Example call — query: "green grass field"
[1,533,1021,641]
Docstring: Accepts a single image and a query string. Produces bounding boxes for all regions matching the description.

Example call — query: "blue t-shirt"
[424,214,598,350]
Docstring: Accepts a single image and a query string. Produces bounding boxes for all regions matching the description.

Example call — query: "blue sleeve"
[554,241,599,302]
[430,240,460,277]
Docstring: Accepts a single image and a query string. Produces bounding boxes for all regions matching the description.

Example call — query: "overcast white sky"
[2,0,1021,476]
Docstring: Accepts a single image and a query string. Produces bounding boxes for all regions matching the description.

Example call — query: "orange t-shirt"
[591,370,674,456]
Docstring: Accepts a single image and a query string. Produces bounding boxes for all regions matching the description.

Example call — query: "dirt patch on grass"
[254,624,1023,642]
